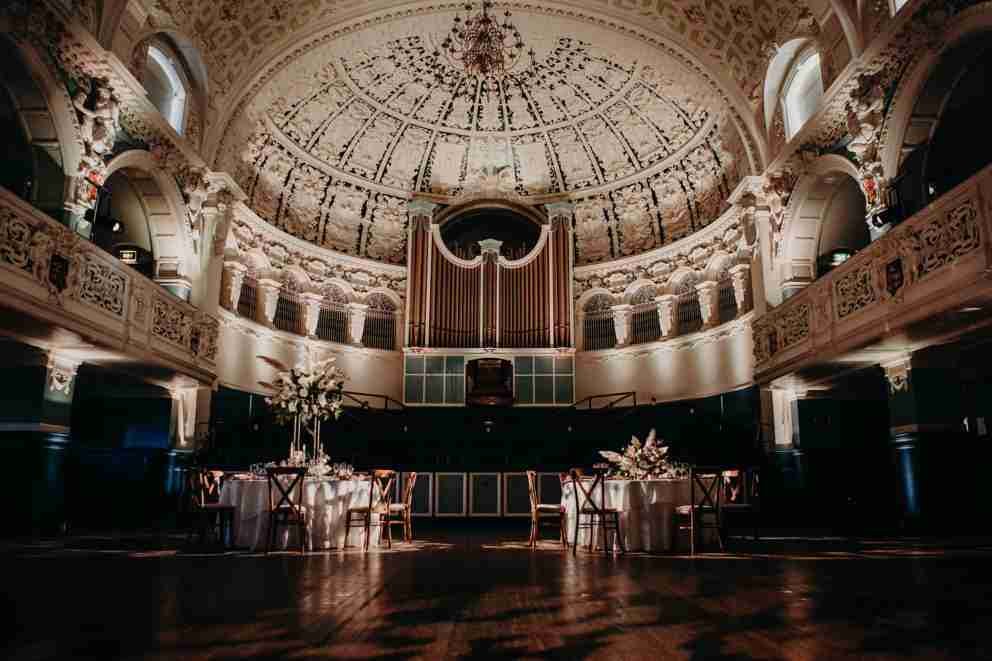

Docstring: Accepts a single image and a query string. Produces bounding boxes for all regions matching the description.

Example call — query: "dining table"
[561,478,691,552]
[219,476,381,551]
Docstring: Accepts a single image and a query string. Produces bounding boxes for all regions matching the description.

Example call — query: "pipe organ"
[405,201,574,350]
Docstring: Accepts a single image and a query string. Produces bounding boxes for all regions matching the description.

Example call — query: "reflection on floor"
[2,522,992,660]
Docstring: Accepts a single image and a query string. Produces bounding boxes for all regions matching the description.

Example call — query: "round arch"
[622,279,658,305]
[104,150,197,289]
[364,287,402,311]
[778,154,866,286]
[763,38,817,134]
[576,288,616,313]
[882,8,992,180]
[0,36,82,210]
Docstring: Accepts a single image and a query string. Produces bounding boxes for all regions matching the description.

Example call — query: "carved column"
[611,304,633,347]
[406,199,437,347]
[882,351,965,528]
[695,280,719,329]
[198,187,237,311]
[220,261,247,312]
[257,278,281,327]
[546,201,575,347]
[655,294,678,339]
[168,386,199,449]
[729,263,752,316]
[347,302,369,346]
[0,349,81,533]
[300,292,323,338]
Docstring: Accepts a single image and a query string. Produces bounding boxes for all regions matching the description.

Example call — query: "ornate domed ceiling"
[137,2,818,267]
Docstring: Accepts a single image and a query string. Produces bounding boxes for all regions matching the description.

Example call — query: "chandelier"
[434,2,533,84]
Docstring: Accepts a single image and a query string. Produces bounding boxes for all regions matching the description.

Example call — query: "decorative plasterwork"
[773,0,986,173]
[144,0,815,107]
[212,7,755,266]
[572,194,755,301]
[226,203,407,302]
[577,311,753,360]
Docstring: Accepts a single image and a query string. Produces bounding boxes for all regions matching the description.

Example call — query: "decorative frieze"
[753,164,992,372]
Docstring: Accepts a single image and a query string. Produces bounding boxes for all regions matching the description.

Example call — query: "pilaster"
[611,304,633,347]
[219,261,247,311]
[257,278,281,327]
[347,302,369,346]
[695,280,719,329]
[300,291,324,337]
[729,263,752,316]
[655,294,677,338]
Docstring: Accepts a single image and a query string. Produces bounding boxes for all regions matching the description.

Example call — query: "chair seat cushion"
[535,504,561,512]
[389,503,410,511]
[201,503,235,511]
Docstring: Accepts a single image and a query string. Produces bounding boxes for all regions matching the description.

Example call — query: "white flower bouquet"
[261,355,346,425]
[599,429,689,480]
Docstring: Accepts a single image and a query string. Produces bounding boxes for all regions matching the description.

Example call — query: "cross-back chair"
[525,470,567,549]
[675,465,724,554]
[266,466,308,554]
[568,467,625,555]
[346,470,396,551]
[720,466,761,544]
[388,472,417,543]
[185,467,235,549]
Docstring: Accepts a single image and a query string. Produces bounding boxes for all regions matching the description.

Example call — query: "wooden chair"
[720,467,760,543]
[345,470,396,551]
[388,472,417,543]
[568,467,624,555]
[525,470,567,549]
[185,468,235,549]
[675,466,724,554]
[265,466,308,554]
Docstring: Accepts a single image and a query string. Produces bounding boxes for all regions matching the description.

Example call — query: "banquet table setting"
[561,477,691,553]
[219,475,384,552]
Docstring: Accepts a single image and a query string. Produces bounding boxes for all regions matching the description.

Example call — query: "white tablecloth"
[561,479,691,552]
[220,478,379,551]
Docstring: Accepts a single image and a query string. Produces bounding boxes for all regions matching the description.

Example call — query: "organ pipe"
[410,213,573,349]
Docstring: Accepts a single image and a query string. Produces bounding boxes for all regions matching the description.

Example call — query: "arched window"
[673,276,703,335]
[316,285,349,343]
[629,285,661,345]
[582,295,616,351]
[363,293,398,350]
[145,45,187,134]
[782,50,824,139]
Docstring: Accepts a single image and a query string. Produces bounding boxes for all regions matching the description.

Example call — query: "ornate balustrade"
[0,187,218,379]
[753,163,992,380]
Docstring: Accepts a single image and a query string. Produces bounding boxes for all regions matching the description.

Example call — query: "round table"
[561,478,691,552]
[220,478,379,551]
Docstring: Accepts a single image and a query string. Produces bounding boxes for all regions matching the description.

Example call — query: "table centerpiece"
[599,429,689,480]
[258,351,346,473]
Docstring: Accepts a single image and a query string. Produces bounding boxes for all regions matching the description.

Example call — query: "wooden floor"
[2,522,992,659]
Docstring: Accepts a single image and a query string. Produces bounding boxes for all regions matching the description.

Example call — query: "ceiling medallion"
[431,1,535,89]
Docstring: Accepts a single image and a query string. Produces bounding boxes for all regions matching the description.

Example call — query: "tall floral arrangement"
[263,355,346,425]
[258,353,347,465]
[599,429,688,480]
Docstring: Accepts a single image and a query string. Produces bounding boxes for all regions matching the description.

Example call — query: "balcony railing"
[752,162,992,378]
[0,187,219,376]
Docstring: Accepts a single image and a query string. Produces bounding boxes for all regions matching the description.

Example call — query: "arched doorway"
[890,32,992,220]
[0,37,69,219]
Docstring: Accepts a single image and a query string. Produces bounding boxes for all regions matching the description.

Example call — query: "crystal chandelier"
[435,1,533,83]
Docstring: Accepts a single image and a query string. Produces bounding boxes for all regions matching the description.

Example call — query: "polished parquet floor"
[2,522,992,660]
